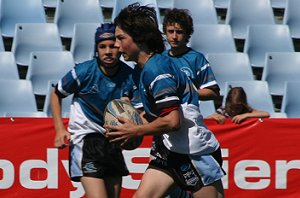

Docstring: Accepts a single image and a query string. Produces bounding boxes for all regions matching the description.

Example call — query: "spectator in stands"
[51,23,137,198]
[207,87,270,124]
[162,8,220,100]
[106,3,225,198]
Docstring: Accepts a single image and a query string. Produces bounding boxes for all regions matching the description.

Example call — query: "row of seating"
[0,22,298,69]
[1,78,298,118]
[2,50,299,98]
[0,79,72,118]
[1,0,300,40]
[40,0,288,10]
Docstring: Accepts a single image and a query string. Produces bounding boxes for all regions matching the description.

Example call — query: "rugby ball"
[104,99,143,150]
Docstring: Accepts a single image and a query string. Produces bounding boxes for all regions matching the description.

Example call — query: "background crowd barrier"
[0,118,299,197]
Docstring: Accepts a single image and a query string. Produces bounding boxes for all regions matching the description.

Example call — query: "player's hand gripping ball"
[104,99,143,150]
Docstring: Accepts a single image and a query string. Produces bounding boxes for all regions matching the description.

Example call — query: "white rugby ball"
[104,99,143,150]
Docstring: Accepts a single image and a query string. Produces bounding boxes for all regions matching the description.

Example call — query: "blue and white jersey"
[138,53,219,154]
[56,58,136,144]
[162,48,219,89]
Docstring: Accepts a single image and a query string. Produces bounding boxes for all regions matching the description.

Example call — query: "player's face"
[114,26,140,62]
[165,23,188,49]
[96,40,120,68]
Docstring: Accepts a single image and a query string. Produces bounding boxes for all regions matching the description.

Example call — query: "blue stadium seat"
[225,0,275,40]
[200,100,216,118]
[111,0,161,24]
[243,24,294,68]
[26,51,74,96]
[0,52,19,80]
[190,24,236,56]
[281,81,300,118]
[70,23,99,64]
[271,0,287,9]
[11,23,64,66]
[0,79,38,115]
[0,0,47,38]
[269,112,287,118]
[99,0,115,9]
[261,52,300,96]
[54,0,104,39]
[283,0,300,39]
[43,80,73,118]
[173,0,218,24]
[206,53,254,96]
[157,0,174,9]
[213,0,229,9]
[5,111,48,118]
[42,0,57,8]
[0,31,4,51]
[223,80,275,113]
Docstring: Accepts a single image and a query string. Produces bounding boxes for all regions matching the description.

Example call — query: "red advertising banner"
[0,118,300,197]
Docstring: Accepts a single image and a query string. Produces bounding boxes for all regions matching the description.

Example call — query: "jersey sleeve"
[195,55,219,91]
[144,67,180,115]
[56,63,87,97]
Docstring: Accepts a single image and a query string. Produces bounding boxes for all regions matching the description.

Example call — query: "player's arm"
[105,109,181,143]
[51,86,70,148]
[198,87,220,100]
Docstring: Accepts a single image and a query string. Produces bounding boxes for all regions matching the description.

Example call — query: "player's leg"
[105,176,123,198]
[81,177,108,198]
[133,168,175,198]
[192,179,224,198]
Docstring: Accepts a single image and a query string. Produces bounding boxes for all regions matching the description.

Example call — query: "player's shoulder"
[75,58,97,72]
[187,48,206,58]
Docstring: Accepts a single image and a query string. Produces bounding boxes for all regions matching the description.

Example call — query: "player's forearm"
[198,88,220,100]
[137,110,181,136]
[50,90,65,132]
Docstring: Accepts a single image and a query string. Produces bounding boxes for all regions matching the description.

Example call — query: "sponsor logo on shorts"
[180,163,199,186]
[82,162,97,173]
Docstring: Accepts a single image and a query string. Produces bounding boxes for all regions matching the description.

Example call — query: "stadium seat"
[173,0,218,24]
[42,0,57,8]
[43,80,73,118]
[261,52,300,96]
[281,81,300,118]
[26,51,74,96]
[225,0,275,39]
[223,81,275,113]
[243,24,294,68]
[0,0,47,38]
[11,23,63,67]
[213,0,230,9]
[54,0,104,39]
[5,111,48,118]
[269,112,287,118]
[111,0,161,24]
[190,24,236,56]
[283,0,300,39]
[206,53,254,96]
[99,0,115,8]
[200,100,216,118]
[271,0,287,9]
[70,23,99,64]
[157,0,174,9]
[0,79,38,115]
[0,52,19,80]
[0,32,4,51]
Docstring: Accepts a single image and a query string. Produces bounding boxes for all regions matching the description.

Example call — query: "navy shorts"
[69,133,129,182]
[148,136,225,192]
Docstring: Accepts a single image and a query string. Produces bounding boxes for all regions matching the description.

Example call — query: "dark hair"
[114,3,165,53]
[163,8,194,42]
[225,87,252,117]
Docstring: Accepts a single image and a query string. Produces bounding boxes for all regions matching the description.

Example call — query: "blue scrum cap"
[95,23,116,43]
